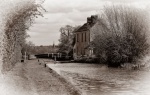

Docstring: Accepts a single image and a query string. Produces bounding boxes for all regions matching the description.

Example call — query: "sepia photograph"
[0,0,150,95]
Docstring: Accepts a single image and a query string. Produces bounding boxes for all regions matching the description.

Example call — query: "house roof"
[74,15,98,33]
[74,23,89,32]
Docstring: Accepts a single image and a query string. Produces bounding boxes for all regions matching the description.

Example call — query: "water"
[47,63,150,95]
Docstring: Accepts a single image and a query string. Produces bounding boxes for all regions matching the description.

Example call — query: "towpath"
[0,59,79,95]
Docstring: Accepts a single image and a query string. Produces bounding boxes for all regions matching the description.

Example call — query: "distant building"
[73,15,98,59]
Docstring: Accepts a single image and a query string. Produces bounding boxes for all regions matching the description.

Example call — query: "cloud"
[42,0,105,14]
[27,0,150,45]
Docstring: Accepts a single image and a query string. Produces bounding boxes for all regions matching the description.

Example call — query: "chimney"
[87,17,91,24]
[91,15,98,24]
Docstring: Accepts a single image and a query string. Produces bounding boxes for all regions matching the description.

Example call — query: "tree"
[58,25,74,56]
[58,25,80,57]
[2,0,45,72]
[22,41,35,55]
[92,5,149,67]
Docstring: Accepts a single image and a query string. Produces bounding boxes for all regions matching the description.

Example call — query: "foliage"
[92,5,149,67]
[1,0,45,72]
[58,25,79,56]
[22,41,35,55]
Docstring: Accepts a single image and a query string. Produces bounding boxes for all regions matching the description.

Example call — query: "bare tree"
[59,25,81,57]
[58,25,77,57]
[92,5,149,67]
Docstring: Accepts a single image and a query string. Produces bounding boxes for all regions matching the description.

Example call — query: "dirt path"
[0,59,79,95]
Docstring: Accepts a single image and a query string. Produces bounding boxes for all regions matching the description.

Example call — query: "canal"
[47,63,150,95]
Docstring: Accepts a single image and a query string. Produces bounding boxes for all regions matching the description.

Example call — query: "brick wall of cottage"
[73,15,98,59]
[75,30,90,57]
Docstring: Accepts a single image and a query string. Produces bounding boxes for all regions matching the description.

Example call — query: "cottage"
[73,15,98,59]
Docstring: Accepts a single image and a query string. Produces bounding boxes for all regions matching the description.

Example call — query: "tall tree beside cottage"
[59,25,80,57]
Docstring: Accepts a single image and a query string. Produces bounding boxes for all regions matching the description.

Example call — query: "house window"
[85,32,86,42]
[77,47,78,55]
[89,33,90,42]
[82,33,84,42]
[77,34,79,42]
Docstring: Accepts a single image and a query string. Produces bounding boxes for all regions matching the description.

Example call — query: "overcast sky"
[27,0,150,46]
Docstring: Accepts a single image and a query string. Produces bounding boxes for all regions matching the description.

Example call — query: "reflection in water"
[60,66,150,95]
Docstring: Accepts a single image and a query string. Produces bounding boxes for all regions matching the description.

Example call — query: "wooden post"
[54,56,56,64]
[24,51,26,63]
[52,53,54,58]
[55,56,56,61]
[57,53,59,58]
[60,53,61,58]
